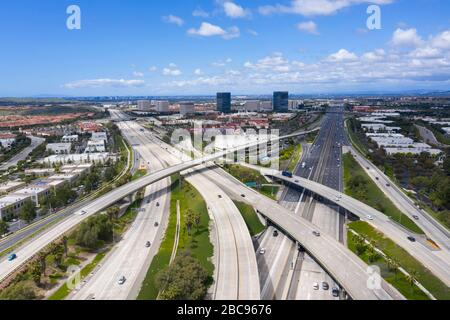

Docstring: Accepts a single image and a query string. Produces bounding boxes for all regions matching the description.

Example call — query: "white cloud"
[391,28,423,47]
[148,66,157,72]
[162,14,184,26]
[194,68,204,75]
[163,64,182,76]
[188,22,240,39]
[212,58,233,67]
[259,0,394,16]
[327,49,358,62]
[297,21,319,35]
[133,71,144,77]
[193,8,210,18]
[64,79,145,89]
[223,2,250,18]
[431,30,450,49]
[248,29,259,36]
[362,49,385,61]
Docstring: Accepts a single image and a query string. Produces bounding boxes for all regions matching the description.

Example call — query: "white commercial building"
[370,137,415,147]
[179,102,195,116]
[243,100,260,112]
[137,100,152,111]
[86,140,106,153]
[40,153,114,165]
[91,132,108,142]
[385,147,442,156]
[0,181,26,195]
[13,185,51,206]
[0,194,32,220]
[259,101,273,111]
[155,101,170,113]
[0,133,17,149]
[47,143,72,155]
[361,124,401,132]
[61,135,79,143]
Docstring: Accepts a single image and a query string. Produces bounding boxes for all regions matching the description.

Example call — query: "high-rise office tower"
[217,92,231,113]
[273,91,289,112]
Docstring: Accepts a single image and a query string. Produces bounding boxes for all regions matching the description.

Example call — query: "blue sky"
[0,0,449,96]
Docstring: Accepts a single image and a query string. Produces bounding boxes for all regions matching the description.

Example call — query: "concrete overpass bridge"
[0,128,404,300]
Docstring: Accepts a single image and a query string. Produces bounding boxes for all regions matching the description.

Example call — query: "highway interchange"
[0,107,449,300]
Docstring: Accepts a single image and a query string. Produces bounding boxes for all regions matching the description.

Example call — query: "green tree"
[28,260,43,285]
[0,282,37,300]
[185,209,195,236]
[156,253,211,300]
[0,219,9,235]
[405,270,419,293]
[19,201,37,223]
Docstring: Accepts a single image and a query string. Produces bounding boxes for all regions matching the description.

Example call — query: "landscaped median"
[137,174,213,300]
[222,164,279,200]
[233,201,266,236]
[343,153,423,234]
[347,221,450,300]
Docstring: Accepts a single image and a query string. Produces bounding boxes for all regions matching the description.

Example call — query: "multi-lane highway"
[347,145,450,251]
[117,117,402,300]
[69,122,171,300]
[0,111,410,300]
[0,136,45,171]
[109,116,260,299]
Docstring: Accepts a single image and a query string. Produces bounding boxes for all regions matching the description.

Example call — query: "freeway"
[120,120,260,299]
[69,122,171,300]
[119,119,402,300]
[202,166,403,300]
[277,109,346,300]
[0,136,45,171]
[266,171,450,287]
[347,145,450,252]
[0,114,399,300]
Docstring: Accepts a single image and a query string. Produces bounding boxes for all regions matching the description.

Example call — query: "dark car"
[407,236,416,242]
[154,222,159,227]
[273,230,279,237]
[332,288,340,297]
[322,282,329,290]
[241,194,246,198]
[156,202,160,207]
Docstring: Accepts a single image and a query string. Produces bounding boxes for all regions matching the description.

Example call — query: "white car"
[313,282,319,290]
[259,248,266,255]
[366,215,374,221]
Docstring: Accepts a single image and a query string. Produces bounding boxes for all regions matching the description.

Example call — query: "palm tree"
[405,270,418,293]
[62,236,68,257]
[38,252,47,276]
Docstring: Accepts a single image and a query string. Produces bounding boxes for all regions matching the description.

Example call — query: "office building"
[179,102,195,116]
[155,101,170,113]
[273,91,289,112]
[217,92,231,113]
